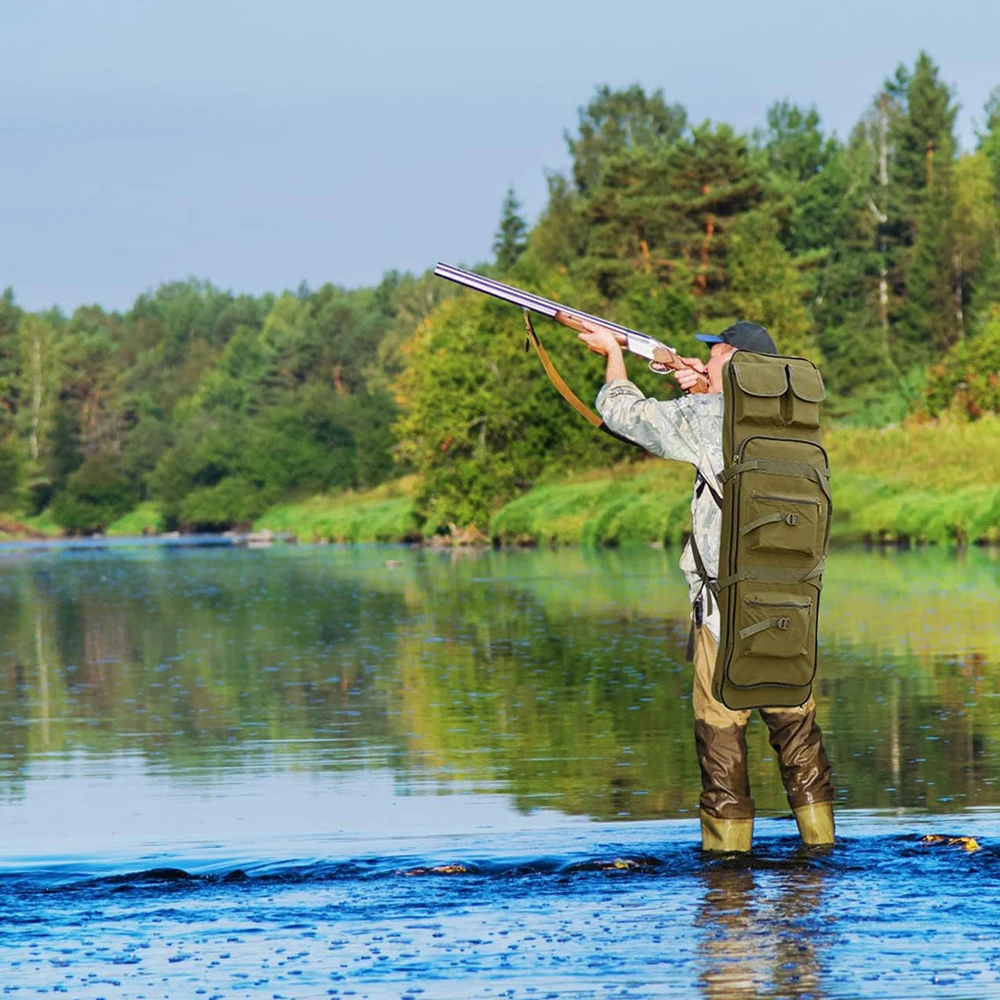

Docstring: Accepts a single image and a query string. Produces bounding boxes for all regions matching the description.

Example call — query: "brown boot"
[694,720,754,852]
[793,801,835,846]
[701,812,754,853]
[760,700,835,836]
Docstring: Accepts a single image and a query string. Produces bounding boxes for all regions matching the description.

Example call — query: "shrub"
[51,453,137,534]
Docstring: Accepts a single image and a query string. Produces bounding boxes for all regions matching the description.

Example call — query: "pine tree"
[582,123,764,315]
[0,288,22,434]
[810,114,896,403]
[492,186,528,272]
[566,85,687,196]
[728,209,816,359]
[977,87,1000,208]
[887,52,959,364]
[756,102,845,256]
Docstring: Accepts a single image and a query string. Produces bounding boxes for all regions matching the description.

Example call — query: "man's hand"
[672,355,708,393]
[577,319,627,357]
[578,320,627,383]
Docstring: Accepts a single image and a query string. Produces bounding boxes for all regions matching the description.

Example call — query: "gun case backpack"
[710,351,831,710]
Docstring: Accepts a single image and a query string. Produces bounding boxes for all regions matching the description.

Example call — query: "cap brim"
[695,333,724,344]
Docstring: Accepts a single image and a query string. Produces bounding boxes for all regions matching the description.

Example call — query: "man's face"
[706,342,736,394]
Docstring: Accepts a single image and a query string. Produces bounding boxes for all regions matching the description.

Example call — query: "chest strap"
[717,559,826,591]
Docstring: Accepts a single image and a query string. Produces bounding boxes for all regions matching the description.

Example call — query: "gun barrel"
[434,262,659,347]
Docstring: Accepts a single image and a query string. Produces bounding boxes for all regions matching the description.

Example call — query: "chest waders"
[692,351,830,710]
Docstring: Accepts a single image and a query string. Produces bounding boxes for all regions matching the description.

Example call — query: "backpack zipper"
[744,597,813,609]
[751,491,820,506]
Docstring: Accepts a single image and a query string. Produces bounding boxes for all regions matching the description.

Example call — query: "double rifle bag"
[706,350,831,710]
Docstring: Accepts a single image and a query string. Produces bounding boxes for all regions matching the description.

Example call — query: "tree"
[758,101,835,185]
[0,436,24,511]
[925,305,1000,417]
[492,187,528,272]
[728,209,817,359]
[50,452,136,534]
[949,153,1000,333]
[582,123,764,315]
[0,289,21,433]
[755,102,847,257]
[979,87,1000,203]
[17,315,60,466]
[528,173,589,269]
[567,84,687,196]
[394,272,621,532]
[887,52,959,363]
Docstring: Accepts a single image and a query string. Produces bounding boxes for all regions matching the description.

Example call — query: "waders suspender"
[522,312,641,447]
[685,473,723,661]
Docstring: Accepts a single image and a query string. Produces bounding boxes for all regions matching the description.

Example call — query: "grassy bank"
[8,416,992,547]
[254,476,423,543]
[253,415,1000,548]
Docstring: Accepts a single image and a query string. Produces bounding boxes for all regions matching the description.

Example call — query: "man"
[578,319,835,853]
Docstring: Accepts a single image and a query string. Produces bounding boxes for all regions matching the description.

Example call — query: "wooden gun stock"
[650,345,710,394]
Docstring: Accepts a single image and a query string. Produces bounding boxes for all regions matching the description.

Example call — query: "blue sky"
[2,0,999,312]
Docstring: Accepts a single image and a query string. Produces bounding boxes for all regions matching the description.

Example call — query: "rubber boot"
[793,801,835,846]
[701,812,754,853]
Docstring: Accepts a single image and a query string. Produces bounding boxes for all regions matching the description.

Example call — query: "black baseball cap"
[696,321,777,355]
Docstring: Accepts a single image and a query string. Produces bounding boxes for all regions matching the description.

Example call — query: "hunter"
[578,319,835,853]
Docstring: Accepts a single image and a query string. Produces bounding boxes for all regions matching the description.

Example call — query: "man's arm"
[578,321,720,466]
[577,322,627,381]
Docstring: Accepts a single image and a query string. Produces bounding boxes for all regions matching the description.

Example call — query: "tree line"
[2,51,999,534]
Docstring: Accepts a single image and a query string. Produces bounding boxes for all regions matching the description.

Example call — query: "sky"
[2,0,999,313]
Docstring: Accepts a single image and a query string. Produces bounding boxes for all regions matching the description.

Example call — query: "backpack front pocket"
[728,592,815,688]
[731,362,788,425]
[785,365,825,429]
[741,490,823,557]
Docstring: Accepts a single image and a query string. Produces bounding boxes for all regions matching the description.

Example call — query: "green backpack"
[712,351,831,710]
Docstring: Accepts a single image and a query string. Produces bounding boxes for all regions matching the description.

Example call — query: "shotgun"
[433,262,708,393]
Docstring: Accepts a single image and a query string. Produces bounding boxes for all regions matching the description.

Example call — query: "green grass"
[106,502,166,537]
[242,415,1000,548]
[490,468,693,547]
[3,509,63,538]
[254,476,422,543]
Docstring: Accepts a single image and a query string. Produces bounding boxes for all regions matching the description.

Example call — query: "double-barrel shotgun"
[433,262,708,394]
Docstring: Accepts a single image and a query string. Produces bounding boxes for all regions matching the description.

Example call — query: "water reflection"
[0,544,997,821]
[696,859,829,999]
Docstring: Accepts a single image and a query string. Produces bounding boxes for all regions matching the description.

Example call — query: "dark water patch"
[2,829,996,897]
[1,833,997,999]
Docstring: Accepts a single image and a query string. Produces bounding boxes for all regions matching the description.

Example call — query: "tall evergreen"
[492,187,528,272]
[887,52,959,363]
[583,123,764,314]
[978,88,1000,208]
[0,289,22,434]
[566,84,687,196]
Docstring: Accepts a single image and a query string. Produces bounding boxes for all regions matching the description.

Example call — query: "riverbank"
[6,416,998,548]
[253,415,1000,548]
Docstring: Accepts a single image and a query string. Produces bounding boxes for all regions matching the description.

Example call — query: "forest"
[2,52,999,537]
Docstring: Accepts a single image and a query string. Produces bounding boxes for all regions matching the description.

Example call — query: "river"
[0,543,997,998]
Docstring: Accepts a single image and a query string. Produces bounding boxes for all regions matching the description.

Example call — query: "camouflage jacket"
[596,379,725,639]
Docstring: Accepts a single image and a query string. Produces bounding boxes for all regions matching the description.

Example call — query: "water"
[0,543,998,998]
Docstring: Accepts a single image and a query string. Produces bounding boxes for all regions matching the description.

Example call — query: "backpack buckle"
[776,617,790,630]
[785,513,800,526]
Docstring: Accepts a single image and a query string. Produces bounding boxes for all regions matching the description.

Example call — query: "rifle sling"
[523,312,640,447]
